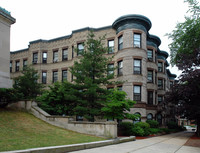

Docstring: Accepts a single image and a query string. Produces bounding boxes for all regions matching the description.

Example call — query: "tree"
[166,0,200,136]
[101,89,136,120]
[70,31,115,121]
[13,66,43,101]
[37,81,78,115]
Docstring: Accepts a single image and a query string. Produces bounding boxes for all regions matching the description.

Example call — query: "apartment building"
[0,7,15,88]
[10,14,176,125]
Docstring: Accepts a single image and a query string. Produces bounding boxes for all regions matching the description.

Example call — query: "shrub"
[132,126,145,136]
[167,121,178,129]
[146,120,159,128]
[159,128,170,134]
[134,122,150,136]
[119,122,134,136]
[149,128,162,134]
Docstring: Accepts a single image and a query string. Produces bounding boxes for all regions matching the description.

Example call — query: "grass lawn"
[0,108,105,152]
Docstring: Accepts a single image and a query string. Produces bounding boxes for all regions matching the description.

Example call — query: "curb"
[1,136,135,153]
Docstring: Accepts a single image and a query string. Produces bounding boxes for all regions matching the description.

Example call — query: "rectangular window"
[62,70,67,81]
[42,71,47,84]
[147,49,153,61]
[155,72,157,84]
[77,43,84,56]
[23,59,27,69]
[107,64,114,76]
[118,35,123,50]
[134,33,141,48]
[134,85,141,101]
[108,40,114,53]
[72,46,74,58]
[15,61,20,72]
[53,51,58,63]
[158,79,163,89]
[158,62,163,72]
[158,96,163,103]
[42,52,47,63]
[118,60,123,76]
[33,52,38,64]
[53,71,58,83]
[62,48,68,61]
[10,61,12,72]
[148,91,153,105]
[134,59,141,74]
[147,70,153,83]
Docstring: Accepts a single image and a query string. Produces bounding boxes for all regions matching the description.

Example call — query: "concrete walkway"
[70,131,200,153]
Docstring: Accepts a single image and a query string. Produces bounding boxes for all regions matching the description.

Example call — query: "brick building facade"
[10,14,176,125]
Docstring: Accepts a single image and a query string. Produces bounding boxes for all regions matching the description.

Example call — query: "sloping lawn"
[0,108,105,152]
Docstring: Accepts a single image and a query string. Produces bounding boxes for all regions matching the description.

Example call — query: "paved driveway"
[70,131,200,153]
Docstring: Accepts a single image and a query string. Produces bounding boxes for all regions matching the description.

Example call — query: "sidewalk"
[70,131,200,153]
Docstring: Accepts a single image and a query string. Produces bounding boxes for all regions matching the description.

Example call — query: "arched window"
[147,113,153,120]
[133,112,141,124]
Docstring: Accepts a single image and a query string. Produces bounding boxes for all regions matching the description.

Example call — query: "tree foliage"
[168,0,200,70]
[13,66,43,101]
[167,0,200,136]
[70,31,115,121]
[101,89,136,120]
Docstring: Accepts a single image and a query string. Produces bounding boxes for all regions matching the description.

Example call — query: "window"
[77,43,84,56]
[53,51,58,63]
[148,91,153,105]
[156,114,162,125]
[62,70,67,81]
[155,72,157,84]
[107,64,114,76]
[158,62,163,72]
[72,46,74,58]
[133,112,141,124]
[15,61,20,72]
[134,59,141,74]
[33,52,38,64]
[108,40,114,53]
[158,79,163,89]
[42,71,47,84]
[117,60,123,76]
[158,96,163,103]
[62,48,68,61]
[10,61,12,72]
[147,113,153,120]
[133,85,141,101]
[118,86,122,91]
[23,59,27,69]
[53,71,58,83]
[118,35,123,50]
[134,33,141,48]
[41,52,47,63]
[147,49,153,61]
[147,70,153,83]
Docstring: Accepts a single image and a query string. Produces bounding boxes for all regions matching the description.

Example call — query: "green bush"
[159,128,170,134]
[134,122,150,136]
[146,120,159,128]
[149,128,162,134]
[119,122,134,136]
[167,121,178,129]
[132,126,145,136]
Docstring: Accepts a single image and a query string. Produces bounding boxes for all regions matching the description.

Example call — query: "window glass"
[118,61,123,76]
[108,40,114,53]
[53,51,58,62]
[134,59,141,74]
[42,72,47,84]
[133,112,141,124]
[15,61,20,72]
[107,64,114,75]
[134,85,141,101]
[148,91,153,104]
[134,33,141,48]
[147,49,153,61]
[53,71,58,83]
[147,71,153,83]
[77,43,84,56]
[42,52,47,63]
[158,62,163,72]
[33,53,38,64]
[147,113,153,120]
[62,70,67,81]
[118,35,123,50]
[62,49,68,61]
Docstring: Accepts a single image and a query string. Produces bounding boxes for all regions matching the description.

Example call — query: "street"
[70,131,200,153]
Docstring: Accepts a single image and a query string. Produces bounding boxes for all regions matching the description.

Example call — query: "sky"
[1,0,190,76]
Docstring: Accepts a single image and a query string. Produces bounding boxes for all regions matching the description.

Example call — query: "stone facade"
[0,7,15,88]
[10,14,176,125]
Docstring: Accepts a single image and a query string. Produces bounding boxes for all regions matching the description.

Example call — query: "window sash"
[42,52,47,63]
[77,43,84,56]
[108,40,114,53]
[62,70,67,81]
[107,64,114,75]
[148,91,153,104]
[15,61,20,72]
[134,34,141,48]
[62,49,68,60]
[42,72,47,84]
[158,79,163,89]
[33,53,38,63]
[158,62,163,72]
[53,71,58,83]
[147,50,153,61]
[118,61,123,75]
[147,71,153,83]
[53,51,58,62]
[118,36,123,50]
[134,59,141,74]
[134,85,141,101]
